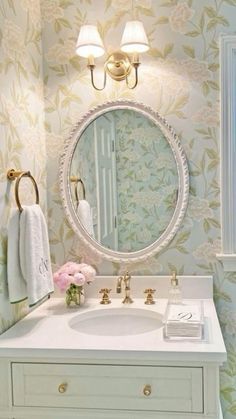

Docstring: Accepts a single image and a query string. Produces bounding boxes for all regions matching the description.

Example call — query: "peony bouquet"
[53,262,96,306]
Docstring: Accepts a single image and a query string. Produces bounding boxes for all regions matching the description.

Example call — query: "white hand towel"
[20,204,54,307]
[7,209,27,304]
[77,200,95,238]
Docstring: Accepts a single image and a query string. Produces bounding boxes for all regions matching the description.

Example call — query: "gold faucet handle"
[99,288,112,305]
[144,288,156,305]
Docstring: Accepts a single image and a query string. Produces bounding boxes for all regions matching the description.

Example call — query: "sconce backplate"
[105,51,131,81]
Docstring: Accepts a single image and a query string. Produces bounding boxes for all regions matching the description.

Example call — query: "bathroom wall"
[42,1,236,417]
[0,1,46,332]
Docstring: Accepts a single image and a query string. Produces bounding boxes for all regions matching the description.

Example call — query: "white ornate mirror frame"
[60,100,189,264]
[217,34,236,271]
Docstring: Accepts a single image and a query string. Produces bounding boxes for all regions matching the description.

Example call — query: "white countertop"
[0,297,226,363]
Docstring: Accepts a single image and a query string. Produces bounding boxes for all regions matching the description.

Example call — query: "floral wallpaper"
[114,109,178,251]
[0,0,236,417]
[0,1,47,333]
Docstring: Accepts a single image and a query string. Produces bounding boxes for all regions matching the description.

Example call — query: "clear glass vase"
[65,283,85,307]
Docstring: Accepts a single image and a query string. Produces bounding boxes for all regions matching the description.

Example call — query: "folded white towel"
[7,209,27,304]
[20,204,54,307]
[164,303,203,338]
[167,304,201,322]
[77,200,95,238]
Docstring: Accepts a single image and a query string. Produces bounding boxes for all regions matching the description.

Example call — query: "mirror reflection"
[70,109,179,252]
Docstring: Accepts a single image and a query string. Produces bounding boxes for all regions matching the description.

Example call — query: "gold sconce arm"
[87,52,140,91]
[87,56,106,91]
[126,62,139,90]
[88,65,107,91]
[125,53,140,90]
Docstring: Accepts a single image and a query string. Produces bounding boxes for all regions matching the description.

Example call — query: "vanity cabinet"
[0,358,220,419]
[0,277,227,419]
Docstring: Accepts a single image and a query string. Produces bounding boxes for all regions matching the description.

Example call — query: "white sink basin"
[69,307,162,336]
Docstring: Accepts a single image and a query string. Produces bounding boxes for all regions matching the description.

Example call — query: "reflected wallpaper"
[0,0,236,417]
[115,109,178,251]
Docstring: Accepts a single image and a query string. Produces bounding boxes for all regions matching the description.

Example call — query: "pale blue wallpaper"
[114,109,178,251]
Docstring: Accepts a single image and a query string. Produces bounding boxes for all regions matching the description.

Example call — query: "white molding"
[217,35,236,271]
[60,100,189,264]
[219,402,223,419]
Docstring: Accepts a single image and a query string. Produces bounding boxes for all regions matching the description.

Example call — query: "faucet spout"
[123,271,131,287]
[116,272,133,304]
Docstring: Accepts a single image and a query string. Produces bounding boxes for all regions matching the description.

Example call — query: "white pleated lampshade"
[121,20,149,53]
[76,25,105,58]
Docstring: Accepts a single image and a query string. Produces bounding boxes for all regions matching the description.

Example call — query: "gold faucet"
[116,271,133,304]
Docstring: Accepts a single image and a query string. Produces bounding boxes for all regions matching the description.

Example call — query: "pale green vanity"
[0,276,226,419]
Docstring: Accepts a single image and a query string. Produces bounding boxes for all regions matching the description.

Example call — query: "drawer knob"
[143,384,152,396]
[58,383,67,394]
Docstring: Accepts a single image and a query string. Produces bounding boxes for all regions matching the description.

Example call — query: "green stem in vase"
[66,283,84,306]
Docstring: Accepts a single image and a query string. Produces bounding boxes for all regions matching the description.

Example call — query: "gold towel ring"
[15,171,39,212]
[70,176,86,205]
[75,179,86,204]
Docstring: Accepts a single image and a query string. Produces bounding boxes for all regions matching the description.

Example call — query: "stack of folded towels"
[164,303,203,339]
[7,204,54,307]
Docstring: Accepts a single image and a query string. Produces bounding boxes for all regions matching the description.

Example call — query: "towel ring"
[70,177,86,204]
[15,171,39,212]
[75,179,86,204]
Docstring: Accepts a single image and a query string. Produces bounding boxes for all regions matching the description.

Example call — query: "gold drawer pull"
[58,383,67,394]
[143,384,152,396]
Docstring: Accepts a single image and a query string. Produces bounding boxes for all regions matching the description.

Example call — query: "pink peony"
[54,272,72,291]
[78,263,96,283]
[56,261,81,276]
[53,261,96,291]
[73,272,86,286]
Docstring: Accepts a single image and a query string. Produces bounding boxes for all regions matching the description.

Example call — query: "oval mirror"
[60,101,189,263]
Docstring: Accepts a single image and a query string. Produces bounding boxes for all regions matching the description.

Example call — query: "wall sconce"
[76,21,149,90]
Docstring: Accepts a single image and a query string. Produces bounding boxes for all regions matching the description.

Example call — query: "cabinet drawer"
[12,363,203,413]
